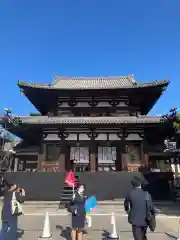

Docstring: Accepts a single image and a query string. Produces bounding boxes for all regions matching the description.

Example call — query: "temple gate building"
[1,76,173,173]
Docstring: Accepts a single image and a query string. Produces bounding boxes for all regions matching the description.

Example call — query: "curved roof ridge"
[54,75,133,79]
[18,80,49,87]
[17,78,169,90]
[53,75,135,85]
[137,79,169,85]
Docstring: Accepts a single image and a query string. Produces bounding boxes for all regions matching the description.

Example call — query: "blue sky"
[0,0,180,117]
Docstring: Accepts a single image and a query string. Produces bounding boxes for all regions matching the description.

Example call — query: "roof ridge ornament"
[128,74,136,83]
[18,80,24,86]
[52,77,57,85]
[54,76,71,82]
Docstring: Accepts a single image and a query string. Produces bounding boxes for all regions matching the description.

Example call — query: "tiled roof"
[18,77,169,90]
[18,116,163,125]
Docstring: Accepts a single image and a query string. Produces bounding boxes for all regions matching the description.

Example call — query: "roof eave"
[17,79,169,90]
[18,116,162,125]
[141,80,169,114]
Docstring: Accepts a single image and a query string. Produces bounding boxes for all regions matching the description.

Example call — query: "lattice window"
[98,146,116,161]
[70,147,89,163]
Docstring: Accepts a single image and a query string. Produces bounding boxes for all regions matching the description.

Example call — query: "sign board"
[127,164,140,172]
[41,162,60,172]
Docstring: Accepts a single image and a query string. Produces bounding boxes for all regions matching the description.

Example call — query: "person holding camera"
[1,181,25,239]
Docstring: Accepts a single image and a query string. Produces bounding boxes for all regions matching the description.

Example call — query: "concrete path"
[24,200,176,206]
[18,201,180,239]
[2,202,179,239]
[22,202,180,218]
[18,215,177,239]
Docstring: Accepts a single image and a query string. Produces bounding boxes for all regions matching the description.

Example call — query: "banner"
[65,171,77,186]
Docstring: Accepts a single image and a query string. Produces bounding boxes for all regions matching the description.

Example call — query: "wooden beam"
[58,141,67,171]
[90,142,96,172]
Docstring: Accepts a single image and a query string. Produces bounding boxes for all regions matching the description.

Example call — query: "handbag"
[11,192,23,216]
[66,192,78,215]
[127,210,132,224]
[145,192,156,232]
[66,201,78,215]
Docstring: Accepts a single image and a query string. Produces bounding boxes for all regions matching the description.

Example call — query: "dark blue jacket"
[124,187,155,227]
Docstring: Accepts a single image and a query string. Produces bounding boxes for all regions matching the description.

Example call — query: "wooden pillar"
[144,153,149,167]
[142,137,149,168]
[37,142,45,170]
[58,141,67,172]
[116,142,122,171]
[121,133,128,171]
[140,142,144,165]
[90,142,96,172]
[13,157,19,172]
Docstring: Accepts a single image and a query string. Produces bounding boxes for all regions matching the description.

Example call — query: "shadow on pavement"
[56,225,71,240]
[56,225,87,240]
[165,232,177,239]
[101,229,109,239]
[16,229,24,239]
[154,203,180,216]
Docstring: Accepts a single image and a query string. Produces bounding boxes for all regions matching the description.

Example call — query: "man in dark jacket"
[124,176,155,240]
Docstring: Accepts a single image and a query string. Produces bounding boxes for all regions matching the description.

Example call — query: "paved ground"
[17,215,178,239]
[23,202,180,217]
[2,203,180,239]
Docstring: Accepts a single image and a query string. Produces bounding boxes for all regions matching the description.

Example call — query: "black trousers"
[132,225,147,240]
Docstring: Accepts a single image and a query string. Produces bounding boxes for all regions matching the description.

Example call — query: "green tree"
[0,125,14,142]
[173,113,180,131]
